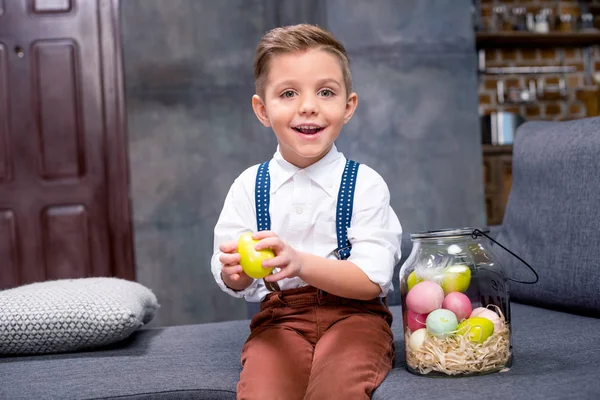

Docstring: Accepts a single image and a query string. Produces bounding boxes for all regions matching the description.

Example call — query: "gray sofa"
[2,117,599,399]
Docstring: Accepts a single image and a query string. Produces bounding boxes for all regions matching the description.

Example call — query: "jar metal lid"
[410,227,490,239]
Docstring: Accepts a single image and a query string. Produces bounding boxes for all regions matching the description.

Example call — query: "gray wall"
[120,0,484,327]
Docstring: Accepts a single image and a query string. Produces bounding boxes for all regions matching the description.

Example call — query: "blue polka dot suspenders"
[333,160,359,260]
[254,159,360,291]
[255,162,271,232]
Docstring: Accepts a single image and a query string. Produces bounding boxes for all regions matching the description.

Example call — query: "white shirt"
[211,145,403,302]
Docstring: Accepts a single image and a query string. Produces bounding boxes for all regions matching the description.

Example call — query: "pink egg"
[405,281,444,314]
[441,292,472,321]
[470,307,503,331]
[407,309,428,332]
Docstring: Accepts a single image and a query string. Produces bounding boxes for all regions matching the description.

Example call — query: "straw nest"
[406,309,511,376]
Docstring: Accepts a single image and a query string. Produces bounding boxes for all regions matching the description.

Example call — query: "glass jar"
[399,228,512,377]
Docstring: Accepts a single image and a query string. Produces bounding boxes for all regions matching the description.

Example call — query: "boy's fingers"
[222,264,243,276]
[229,271,252,282]
[224,273,240,281]
[219,241,238,253]
[220,252,241,265]
[261,255,287,268]
[252,230,275,240]
[264,269,288,283]
[254,237,282,252]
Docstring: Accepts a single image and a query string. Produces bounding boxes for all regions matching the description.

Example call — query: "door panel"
[33,40,84,179]
[0,0,134,289]
[33,0,72,13]
[0,210,18,285]
[43,205,91,280]
[0,42,8,183]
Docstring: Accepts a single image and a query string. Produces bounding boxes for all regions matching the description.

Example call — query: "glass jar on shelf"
[580,13,594,31]
[399,228,538,377]
[559,14,575,32]
[491,5,510,32]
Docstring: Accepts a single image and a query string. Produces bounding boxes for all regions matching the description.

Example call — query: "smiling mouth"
[293,126,324,135]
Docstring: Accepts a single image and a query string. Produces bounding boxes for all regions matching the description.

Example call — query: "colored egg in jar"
[407,309,428,332]
[457,316,495,343]
[440,264,472,295]
[441,292,473,322]
[426,309,458,337]
[470,307,503,331]
[405,281,445,314]
[406,271,424,291]
[408,328,428,352]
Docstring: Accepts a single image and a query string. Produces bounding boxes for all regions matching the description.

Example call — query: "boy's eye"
[282,90,296,98]
[319,89,333,97]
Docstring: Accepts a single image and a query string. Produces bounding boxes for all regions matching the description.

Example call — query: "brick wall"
[477,0,600,120]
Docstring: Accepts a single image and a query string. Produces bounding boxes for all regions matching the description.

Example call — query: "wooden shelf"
[483,144,513,155]
[475,31,600,48]
[589,4,600,14]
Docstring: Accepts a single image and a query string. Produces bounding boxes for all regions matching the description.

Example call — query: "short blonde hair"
[253,24,352,98]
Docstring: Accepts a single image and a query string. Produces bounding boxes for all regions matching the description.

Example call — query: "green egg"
[426,309,458,337]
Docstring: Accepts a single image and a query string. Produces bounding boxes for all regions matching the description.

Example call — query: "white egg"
[408,328,428,352]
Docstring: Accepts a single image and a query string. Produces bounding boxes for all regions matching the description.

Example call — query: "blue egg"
[426,309,458,337]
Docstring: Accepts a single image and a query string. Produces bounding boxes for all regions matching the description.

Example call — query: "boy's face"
[252,48,358,168]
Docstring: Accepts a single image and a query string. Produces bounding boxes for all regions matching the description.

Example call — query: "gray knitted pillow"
[0,277,159,355]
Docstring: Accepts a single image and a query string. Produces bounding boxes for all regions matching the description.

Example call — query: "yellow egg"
[237,232,275,279]
[457,317,495,343]
[407,271,424,291]
[470,307,503,331]
[441,265,471,295]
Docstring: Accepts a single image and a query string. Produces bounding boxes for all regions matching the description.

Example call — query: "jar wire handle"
[471,229,539,284]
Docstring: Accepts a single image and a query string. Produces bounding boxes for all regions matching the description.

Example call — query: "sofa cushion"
[0,319,247,400]
[2,303,599,399]
[0,277,159,355]
[495,117,600,317]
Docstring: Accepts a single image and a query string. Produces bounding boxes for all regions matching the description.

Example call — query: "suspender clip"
[333,246,352,260]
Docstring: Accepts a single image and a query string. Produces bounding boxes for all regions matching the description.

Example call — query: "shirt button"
[296,206,303,214]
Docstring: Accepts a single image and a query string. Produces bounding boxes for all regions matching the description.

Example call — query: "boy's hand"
[253,231,303,282]
[219,241,253,290]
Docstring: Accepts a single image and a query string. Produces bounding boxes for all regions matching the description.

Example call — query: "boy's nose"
[299,95,318,115]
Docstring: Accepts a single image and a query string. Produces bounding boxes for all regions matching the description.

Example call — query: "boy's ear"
[344,92,358,124]
[252,95,271,127]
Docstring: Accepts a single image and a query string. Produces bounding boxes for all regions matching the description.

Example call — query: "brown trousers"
[237,286,395,400]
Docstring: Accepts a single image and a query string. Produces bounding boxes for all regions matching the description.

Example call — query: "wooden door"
[0,0,134,289]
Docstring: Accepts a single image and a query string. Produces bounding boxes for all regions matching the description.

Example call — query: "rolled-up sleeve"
[211,169,261,299]
[346,167,403,297]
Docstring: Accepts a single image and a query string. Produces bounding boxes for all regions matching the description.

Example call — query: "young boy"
[211,24,403,399]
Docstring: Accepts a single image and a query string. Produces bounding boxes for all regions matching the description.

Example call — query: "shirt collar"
[270,144,343,197]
